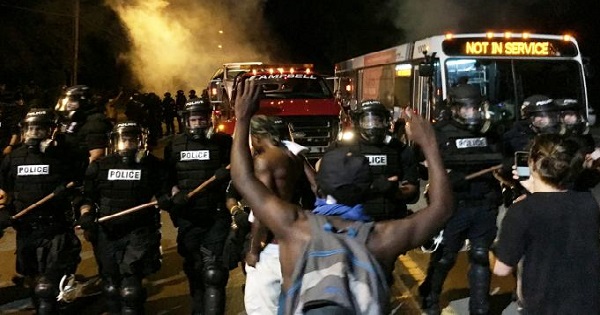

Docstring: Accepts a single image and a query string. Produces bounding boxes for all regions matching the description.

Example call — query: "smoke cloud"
[384,0,568,41]
[106,0,275,94]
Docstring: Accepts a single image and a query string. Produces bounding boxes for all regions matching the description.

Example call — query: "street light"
[73,0,80,85]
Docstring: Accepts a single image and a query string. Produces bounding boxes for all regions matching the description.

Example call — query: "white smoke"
[105,0,275,93]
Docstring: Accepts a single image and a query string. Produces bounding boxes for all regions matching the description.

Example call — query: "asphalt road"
[0,194,520,315]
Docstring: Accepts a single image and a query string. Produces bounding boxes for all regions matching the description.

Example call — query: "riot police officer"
[77,121,165,314]
[330,99,419,221]
[419,86,503,315]
[0,109,81,314]
[158,97,232,315]
[503,95,559,155]
[556,98,590,137]
[499,95,561,205]
[55,84,113,164]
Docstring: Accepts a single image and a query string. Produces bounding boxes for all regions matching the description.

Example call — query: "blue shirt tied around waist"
[312,197,372,222]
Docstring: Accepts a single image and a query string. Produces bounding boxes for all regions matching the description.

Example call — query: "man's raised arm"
[382,110,453,253]
[230,79,299,238]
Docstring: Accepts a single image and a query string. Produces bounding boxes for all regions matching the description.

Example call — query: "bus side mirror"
[419,63,433,77]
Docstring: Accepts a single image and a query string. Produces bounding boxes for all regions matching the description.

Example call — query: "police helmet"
[55,85,93,117]
[183,98,212,140]
[555,98,589,135]
[109,121,147,164]
[351,100,391,145]
[521,95,560,134]
[448,85,485,131]
[22,108,56,148]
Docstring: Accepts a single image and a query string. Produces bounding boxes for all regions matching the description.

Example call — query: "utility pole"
[73,0,80,85]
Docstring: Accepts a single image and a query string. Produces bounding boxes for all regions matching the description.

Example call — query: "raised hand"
[234,77,262,122]
[402,108,436,147]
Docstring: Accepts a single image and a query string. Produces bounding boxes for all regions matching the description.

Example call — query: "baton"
[12,182,76,219]
[464,164,503,181]
[97,165,231,223]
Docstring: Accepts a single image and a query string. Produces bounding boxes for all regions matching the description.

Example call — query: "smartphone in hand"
[515,151,530,181]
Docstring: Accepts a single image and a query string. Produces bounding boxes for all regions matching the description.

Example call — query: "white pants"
[244,243,281,315]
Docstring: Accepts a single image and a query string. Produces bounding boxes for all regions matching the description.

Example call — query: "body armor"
[347,139,404,220]
[169,134,231,220]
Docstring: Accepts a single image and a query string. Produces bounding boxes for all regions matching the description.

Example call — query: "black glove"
[53,184,69,199]
[370,175,397,195]
[77,212,96,231]
[0,210,13,229]
[232,207,250,231]
[156,194,173,211]
[214,167,230,182]
[171,191,189,208]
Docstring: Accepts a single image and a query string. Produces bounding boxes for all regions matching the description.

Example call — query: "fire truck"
[207,62,343,161]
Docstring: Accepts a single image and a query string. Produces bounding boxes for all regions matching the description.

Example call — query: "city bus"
[334,32,591,127]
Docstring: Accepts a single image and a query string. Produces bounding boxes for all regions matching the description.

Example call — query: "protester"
[243,115,305,315]
[493,134,600,314]
[231,78,453,314]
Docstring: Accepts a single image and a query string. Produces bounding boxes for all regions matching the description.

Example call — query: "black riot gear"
[520,95,560,134]
[55,85,93,122]
[183,98,212,140]
[21,108,56,150]
[448,84,486,131]
[351,100,392,145]
[109,121,147,164]
[555,98,589,135]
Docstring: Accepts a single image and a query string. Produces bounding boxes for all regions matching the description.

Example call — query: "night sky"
[0,0,599,107]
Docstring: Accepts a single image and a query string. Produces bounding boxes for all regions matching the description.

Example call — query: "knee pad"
[120,277,146,304]
[202,264,228,287]
[103,280,120,300]
[469,246,490,266]
[34,277,57,300]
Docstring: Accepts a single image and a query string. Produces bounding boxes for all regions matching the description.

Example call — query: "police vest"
[434,120,502,201]
[93,154,161,228]
[347,140,404,221]
[169,134,231,214]
[9,146,71,223]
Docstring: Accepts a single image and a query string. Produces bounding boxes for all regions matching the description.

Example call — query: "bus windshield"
[445,58,585,120]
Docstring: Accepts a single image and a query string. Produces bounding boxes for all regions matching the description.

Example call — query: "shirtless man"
[231,79,453,313]
[244,114,304,314]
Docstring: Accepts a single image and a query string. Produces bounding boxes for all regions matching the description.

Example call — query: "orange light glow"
[486,32,494,39]
[563,34,571,41]
[445,33,453,40]
[522,32,530,39]
[504,32,512,39]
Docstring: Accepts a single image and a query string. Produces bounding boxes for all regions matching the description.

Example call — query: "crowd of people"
[0,77,597,315]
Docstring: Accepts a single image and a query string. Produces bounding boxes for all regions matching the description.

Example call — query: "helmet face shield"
[358,112,389,144]
[530,111,559,133]
[359,112,387,129]
[110,122,146,162]
[114,133,142,153]
[458,103,483,124]
[23,123,52,144]
[22,109,56,148]
[184,111,211,139]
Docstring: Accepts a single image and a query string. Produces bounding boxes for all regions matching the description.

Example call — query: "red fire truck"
[207,63,343,161]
